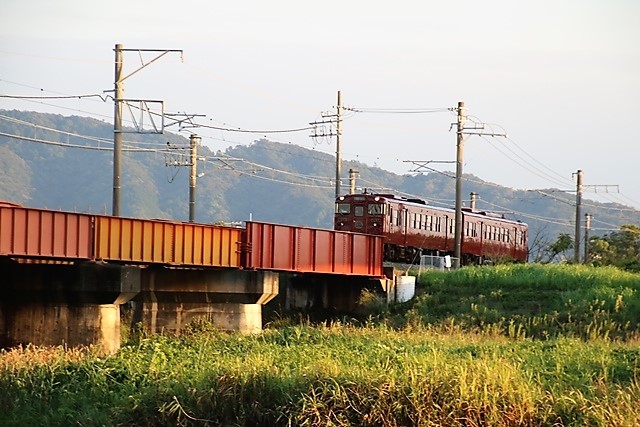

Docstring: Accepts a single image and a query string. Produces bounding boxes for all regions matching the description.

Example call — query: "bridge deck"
[0,204,383,277]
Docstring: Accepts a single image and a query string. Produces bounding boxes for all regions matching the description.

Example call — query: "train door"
[401,205,409,246]
[351,199,366,232]
[444,215,454,252]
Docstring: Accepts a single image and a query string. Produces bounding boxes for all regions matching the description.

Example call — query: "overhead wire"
[345,107,451,114]
[0,113,338,188]
[0,93,111,101]
[479,135,573,189]
[0,114,168,149]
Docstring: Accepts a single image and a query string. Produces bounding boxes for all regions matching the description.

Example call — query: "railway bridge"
[0,202,387,353]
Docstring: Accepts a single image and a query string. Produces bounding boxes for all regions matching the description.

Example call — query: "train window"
[418,214,423,229]
[426,215,432,231]
[355,206,364,217]
[435,217,442,232]
[465,222,471,237]
[412,212,417,228]
[396,210,402,226]
[336,203,351,214]
[368,203,385,215]
[389,207,394,225]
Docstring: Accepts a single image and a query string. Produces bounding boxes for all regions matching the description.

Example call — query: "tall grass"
[406,264,640,341]
[1,324,639,426]
[1,264,639,426]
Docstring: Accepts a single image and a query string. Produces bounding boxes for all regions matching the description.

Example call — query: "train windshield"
[367,203,386,215]
[335,203,351,214]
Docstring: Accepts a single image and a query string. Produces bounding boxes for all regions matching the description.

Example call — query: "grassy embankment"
[1,264,639,426]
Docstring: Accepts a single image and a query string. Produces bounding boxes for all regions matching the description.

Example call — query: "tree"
[588,224,640,271]
[546,233,574,263]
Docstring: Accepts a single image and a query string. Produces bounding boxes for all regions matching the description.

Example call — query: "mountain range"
[1,109,638,255]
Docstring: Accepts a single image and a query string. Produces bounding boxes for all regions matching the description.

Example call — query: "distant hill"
[1,110,639,250]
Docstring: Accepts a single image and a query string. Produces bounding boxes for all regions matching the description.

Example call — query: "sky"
[1,0,639,215]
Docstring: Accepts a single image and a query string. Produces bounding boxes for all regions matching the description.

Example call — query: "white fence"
[418,255,459,275]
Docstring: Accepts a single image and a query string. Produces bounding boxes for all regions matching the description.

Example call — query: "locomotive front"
[334,194,388,236]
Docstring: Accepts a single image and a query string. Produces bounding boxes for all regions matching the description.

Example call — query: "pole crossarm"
[403,160,455,174]
[163,112,207,130]
[584,184,619,193]
[461,131,507,137]
[119,49,183,82]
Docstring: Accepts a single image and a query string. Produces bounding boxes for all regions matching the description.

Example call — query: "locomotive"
[334,193,528,264]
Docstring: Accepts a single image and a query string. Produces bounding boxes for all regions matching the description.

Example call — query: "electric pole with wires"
[165,134,203,222]
[310,90,343,198]
[452,101,507,266]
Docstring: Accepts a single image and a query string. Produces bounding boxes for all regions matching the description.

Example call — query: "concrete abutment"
[0,262,279,352]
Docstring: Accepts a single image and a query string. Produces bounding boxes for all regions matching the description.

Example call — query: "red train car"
[334,193,528,264]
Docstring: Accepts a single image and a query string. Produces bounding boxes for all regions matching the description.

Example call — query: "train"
[334,193,528,264]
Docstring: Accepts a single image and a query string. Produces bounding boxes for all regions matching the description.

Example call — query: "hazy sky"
[2,1,639,215]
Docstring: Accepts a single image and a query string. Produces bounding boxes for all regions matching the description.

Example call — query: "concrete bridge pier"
[0,261,140,354]
[132,267,279,335]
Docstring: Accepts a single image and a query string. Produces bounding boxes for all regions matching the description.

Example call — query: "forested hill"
[1,109,638,246]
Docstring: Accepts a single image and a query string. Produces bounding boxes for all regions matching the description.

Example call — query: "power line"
[0,131,158,152]
[0,112,338,188]
[192,120,314,134]
[0,93,110,101]
[345,107,451,114]
[0,114,168,148]
[480,135,573,189]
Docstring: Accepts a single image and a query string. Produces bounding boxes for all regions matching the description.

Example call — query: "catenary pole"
[189,134,200,222]
[335,90,342,198]
[112,44,124,216]
[574,169,583,263]
[454,101,465,265]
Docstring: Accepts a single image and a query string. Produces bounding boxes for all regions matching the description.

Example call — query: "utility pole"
[165,134,202,222]
[573,169,583,263]
[335,91,343,198]
[310,90,343,199]
[450,102,506,266]
[571,170,619,263]
[111,43,183,217]
[112,44,124,217]
[189,134,200,222]
[453,101,466,264]
[349,168,358,194]
[584,213,592,263]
